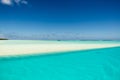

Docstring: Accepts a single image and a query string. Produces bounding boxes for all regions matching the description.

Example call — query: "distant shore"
[0,38,8,40]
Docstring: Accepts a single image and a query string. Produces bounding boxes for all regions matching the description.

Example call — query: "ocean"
[0,41,120,80]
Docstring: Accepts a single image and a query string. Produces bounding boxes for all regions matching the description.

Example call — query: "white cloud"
[14,0,21,5]
[0,0,28,6]
[14,0,28,5]
[1,0,12,5]
[21,0,28,5]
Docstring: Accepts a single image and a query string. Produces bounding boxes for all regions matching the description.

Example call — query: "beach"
[1,40,120,80]
[0,40,120,56]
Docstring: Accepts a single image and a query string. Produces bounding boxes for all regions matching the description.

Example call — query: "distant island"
[0,38,8,40]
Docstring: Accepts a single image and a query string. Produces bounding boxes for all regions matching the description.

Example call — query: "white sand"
[0,41,120,56]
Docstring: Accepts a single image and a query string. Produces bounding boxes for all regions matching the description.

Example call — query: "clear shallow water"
[0,47,120,80]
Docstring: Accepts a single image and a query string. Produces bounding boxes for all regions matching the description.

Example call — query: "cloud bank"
[0,0,28,6]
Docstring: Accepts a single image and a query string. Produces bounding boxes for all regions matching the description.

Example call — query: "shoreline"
[0,40,120,57]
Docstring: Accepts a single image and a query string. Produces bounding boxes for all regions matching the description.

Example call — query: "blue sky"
[0,0,120,40]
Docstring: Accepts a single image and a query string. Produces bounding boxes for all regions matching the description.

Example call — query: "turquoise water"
[0,46,120,80]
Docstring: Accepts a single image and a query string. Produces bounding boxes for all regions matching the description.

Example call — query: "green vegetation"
[0,38,8,40]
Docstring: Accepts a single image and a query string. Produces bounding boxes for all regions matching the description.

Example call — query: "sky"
[0,0,120,40]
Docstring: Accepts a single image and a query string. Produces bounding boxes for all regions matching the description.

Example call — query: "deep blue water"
[0,47,120,80]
